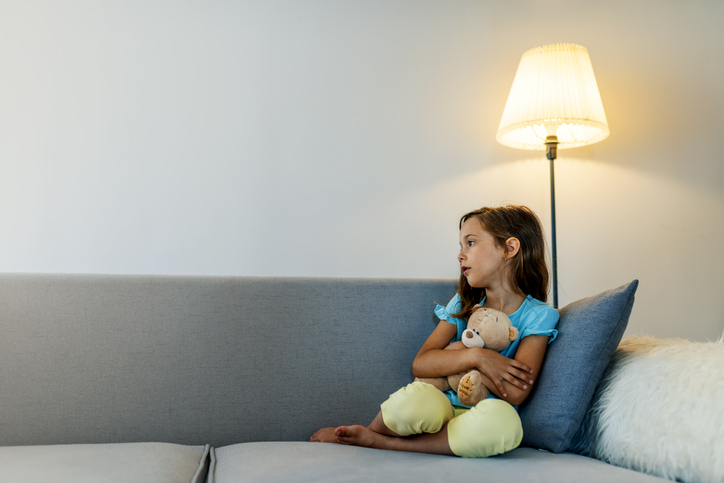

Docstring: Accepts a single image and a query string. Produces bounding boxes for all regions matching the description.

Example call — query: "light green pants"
[380,381,523,458]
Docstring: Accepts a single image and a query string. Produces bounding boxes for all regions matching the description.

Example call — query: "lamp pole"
[545,135,559,309]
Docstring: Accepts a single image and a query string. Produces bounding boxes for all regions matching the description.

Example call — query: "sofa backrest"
[0,273,457,447]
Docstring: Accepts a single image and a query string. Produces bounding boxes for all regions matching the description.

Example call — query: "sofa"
[0,273,694,482]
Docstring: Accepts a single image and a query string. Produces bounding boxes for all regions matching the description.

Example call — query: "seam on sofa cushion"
[191,444,211,483]
[204,447,217,483]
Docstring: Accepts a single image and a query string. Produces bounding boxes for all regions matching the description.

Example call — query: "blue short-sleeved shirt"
[434,293,559,408]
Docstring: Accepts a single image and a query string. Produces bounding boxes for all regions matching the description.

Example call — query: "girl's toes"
[310,427,338,443]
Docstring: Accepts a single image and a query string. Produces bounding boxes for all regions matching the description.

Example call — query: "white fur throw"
[571,335,724,482]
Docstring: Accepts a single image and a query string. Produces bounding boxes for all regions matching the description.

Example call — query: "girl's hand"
[470,348,533,398]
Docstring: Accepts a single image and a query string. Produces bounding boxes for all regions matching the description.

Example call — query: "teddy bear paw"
[457,371,487,406]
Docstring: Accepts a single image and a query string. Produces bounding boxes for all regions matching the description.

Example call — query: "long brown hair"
[455,205,549,320]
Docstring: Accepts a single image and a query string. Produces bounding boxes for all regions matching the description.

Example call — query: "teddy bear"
[415,305,519,406]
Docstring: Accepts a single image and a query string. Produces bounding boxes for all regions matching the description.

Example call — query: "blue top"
[434,293,559,408]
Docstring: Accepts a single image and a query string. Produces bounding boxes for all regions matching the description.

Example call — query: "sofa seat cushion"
[0,442,209,483]
[208,442,666,482]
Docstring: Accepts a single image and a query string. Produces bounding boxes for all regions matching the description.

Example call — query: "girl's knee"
[447,399,523,458]
[380,381,454,436]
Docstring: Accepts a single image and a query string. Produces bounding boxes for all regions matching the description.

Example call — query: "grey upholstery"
[208,443,667,483]
[0,273,456,447]
[0,273,665,482]
[0,443,209,483]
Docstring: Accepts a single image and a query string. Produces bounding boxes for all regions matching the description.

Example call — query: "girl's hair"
[455,205,549,320]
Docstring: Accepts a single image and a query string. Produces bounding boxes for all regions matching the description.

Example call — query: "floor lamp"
[496,44,609,308]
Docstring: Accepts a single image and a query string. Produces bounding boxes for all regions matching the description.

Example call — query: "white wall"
[1,0,723,341]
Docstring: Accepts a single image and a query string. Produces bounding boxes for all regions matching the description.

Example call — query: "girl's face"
[458,219,508,289]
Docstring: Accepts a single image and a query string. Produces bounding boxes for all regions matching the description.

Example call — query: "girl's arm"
[474,334,549,406]
[411,321,474,377]
[412,321,536,400]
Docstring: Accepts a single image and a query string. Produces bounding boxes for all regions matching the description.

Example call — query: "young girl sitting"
[310,205,559,458]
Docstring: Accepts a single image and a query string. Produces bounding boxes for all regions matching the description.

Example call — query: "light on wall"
[496,43,609,308]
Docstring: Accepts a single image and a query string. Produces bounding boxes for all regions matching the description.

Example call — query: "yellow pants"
[380,381,523,458]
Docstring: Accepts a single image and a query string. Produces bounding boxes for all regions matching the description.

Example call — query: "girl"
[310,205,559,458]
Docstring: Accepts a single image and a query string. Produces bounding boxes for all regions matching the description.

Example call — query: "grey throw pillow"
[519,280,639,453]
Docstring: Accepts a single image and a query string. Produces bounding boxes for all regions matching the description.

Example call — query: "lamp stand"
[545,135,559,309]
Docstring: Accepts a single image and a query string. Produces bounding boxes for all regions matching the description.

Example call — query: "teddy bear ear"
[509,326,519,341]
[471,304,483,313]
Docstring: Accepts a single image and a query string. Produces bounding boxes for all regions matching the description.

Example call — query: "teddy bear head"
[462,305,519,351]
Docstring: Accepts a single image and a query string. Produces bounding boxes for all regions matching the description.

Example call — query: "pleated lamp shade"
[496,44,609,150]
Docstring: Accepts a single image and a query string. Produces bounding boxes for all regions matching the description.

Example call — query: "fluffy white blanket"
[572,335,724,482]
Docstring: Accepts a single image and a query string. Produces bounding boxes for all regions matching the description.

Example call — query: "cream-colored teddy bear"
[416,305,519,406]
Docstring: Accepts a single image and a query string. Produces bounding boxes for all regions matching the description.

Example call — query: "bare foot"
[310,427,338,443]
[333,424,456,456]
[334,425,382,448]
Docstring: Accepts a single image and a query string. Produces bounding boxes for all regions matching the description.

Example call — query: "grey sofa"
[0,273,666,482]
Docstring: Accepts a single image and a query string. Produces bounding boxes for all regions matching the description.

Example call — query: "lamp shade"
[496,44,609,150]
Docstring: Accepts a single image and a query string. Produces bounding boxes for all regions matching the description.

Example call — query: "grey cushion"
[519,280,639,453]
[208,442,666,482]
[0,443,209,483]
